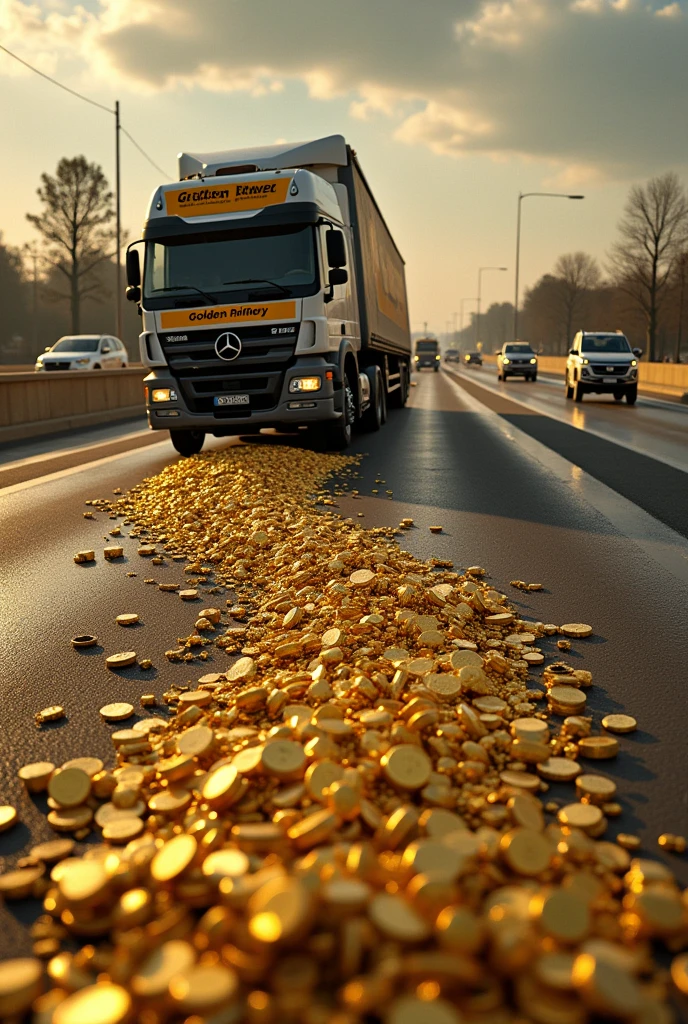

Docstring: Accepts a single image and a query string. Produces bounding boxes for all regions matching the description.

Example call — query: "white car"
[497,342,538,381]
[565,331,640,404]
[35,335,129,372]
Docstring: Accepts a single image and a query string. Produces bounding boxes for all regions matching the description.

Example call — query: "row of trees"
[0,156,140,364]
[449,173,688,361]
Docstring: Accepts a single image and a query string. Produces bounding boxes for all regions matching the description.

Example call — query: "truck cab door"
[320,225,359,351]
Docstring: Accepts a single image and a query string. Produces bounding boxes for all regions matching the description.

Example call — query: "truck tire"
[573,380,585,402]
[433,364,439,372]
[319,375,355,450]
[626,385,638,405]
[361,366,385,432]
[170,430,205,456]
[388,362,408,408]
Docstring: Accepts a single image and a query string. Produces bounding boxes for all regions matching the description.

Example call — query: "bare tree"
[550,252,601,353]
[26,156,116,334]
[608,172,688,362]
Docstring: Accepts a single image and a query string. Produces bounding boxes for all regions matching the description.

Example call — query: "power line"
[0,43,114,114]
[0,44,172,179]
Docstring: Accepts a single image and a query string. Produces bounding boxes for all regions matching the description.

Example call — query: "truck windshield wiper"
[223,278,290,296]
[151,284,218,304]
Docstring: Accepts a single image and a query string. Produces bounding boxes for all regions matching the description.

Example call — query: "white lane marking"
[0,440,171,497]
[444,372,688,589]
[0,428,152,472]
[448,368,688,475]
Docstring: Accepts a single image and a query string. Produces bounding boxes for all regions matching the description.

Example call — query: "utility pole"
[677,252,687,364]
[115,100,122,341]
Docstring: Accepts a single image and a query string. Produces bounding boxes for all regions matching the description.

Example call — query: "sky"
[1,0,686,336]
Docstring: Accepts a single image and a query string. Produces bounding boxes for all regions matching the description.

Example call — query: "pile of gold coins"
[2,444,687,1023]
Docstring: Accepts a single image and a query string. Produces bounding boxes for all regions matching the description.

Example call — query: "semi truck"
[125,135,411,454]
[414,337,440,371]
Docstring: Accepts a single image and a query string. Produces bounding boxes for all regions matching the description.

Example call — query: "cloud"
[1,0,686,178]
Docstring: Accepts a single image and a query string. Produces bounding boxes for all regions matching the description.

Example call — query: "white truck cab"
[125,136,411,454]
[565,331,641,404]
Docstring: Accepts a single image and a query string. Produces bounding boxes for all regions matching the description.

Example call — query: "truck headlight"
[151,388,178,402]
[289,376,321,394]
[582,358,590,365]
[530,358,537,364]
[414,355,420,361]
[435,355,440,360]
[502,358,510,364]
[631,359,637,366]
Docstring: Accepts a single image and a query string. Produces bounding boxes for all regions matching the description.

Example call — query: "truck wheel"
[433,364,439,372]
[614,391,624,401]
[531,373,537,382]
[361,367,385,432]
[388,362,409,408]
[573,380,585,403]
[170,430,205,456]
[319,376,355,450]
[626,386,638,405]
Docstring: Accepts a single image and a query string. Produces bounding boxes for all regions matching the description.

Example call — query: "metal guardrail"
[0,367,146,444]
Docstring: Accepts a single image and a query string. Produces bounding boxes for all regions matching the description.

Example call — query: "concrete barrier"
[480,355,688,401]
[0,367,146,444]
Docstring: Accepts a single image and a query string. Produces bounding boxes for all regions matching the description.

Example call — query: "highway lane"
[1,369,688,959]
[455,362,688,472]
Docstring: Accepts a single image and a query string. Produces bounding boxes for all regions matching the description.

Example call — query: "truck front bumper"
[144,363,343,435]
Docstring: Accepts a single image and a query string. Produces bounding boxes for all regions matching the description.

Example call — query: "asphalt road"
[1,369,688,959]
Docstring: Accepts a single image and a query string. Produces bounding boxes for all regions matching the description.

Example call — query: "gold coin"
[449,649,483,670]
[499,770,541,792]
[381,745,432,790]
[601,714,637,734]
[31,838,75,863]
[560,623,593,638]
[305,760,344,802]
[115,613,139,626]
[0,865,44,899]
[419,808,467,838]
[576,774,617,802]
[350,569,375,586]
[133,716,168,734]
[261,740,306,781]
[511,718,549,743]
[0,806,18,832]
[202,849,250,883]
[386,996,462,1024]
[558,803,603,833]
[62,757,104,778]
[151,834,197,883]
[548,685,586,710]
[500,828,553,875]
[179,589,198,600]
[407,657,435,676]
[670,953,688,996]
[0,958,44,1017]
[523,651,545,665]
[572,953,640,1017]
[288,809,338,850]
[322,627,344,648]
[177,689,213,709]
[168,963,239,1013]
[102,817,144,844]
[537,757,581,782]
[578,736,619,760]
[435,905,485,954]
[99,702,134,722]
[473,695,507,713]
[47,806,93,832]
[382,647,409,663]
[48,768,91,809]
[485,612,514,625]
[425,675,463,703]
[248,877,313,943]
[534,952,576,991]
[226,656,256,682]
[178,724,215,758]
[94,802,144,828]
[532,888,590,943]
[201,764,244,809]
[18,761,55,793]
[58,859,112,905]
[37,705,64,722]
[132,939,196,999]
[508,794,544,832]
[105,651,137,669]
[369,893,431,942]
[147,788,192,815]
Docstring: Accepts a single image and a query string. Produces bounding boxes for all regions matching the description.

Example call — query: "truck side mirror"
[569,349,576,356]
[126,285,141,303]
[326,230,347,268]
[126,249,141,287]
[328,267,348,287]
[633,347,643,358]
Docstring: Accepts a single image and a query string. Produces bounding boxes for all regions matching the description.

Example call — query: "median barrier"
[0,367,146,444]
[480,354,688,401]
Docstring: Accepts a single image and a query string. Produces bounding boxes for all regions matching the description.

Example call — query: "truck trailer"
[125,135,412,454]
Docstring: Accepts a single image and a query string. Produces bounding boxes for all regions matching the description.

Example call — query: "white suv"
[565,331,640,404]
[35,335,129,372]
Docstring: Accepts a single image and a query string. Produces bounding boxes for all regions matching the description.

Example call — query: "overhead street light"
[513,192,584,340]
[476,268,507,348]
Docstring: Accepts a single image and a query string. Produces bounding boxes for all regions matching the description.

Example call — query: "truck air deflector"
[142,203,320,241]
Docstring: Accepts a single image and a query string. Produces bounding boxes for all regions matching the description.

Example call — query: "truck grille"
[590,364,629,376]
[158,323,298,415]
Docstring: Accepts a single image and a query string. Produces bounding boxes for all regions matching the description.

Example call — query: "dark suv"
[464,352,482,367]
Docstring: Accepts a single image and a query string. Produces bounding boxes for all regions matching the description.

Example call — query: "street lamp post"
[476,267,507,348]
[513,191,584,340]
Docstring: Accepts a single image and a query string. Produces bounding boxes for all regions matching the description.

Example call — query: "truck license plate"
[602,377,617,383]
[214,394,250,407]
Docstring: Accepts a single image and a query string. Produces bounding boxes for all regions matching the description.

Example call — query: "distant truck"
[414,337,440,371]
[444,348,460,364]
[125,135,411,454]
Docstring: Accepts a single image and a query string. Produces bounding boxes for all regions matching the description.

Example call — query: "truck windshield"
[580,335,631,353]
[144,225,318,306]
[416,341,438,352]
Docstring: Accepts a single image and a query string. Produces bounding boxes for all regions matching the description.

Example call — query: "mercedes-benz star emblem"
[215,332,242,361]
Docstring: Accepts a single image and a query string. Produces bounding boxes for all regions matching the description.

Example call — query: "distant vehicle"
[414,338,440,371]
[445,348,460,364]
[35,335,128,372]
[497,342,537,381]
[565,331,641,404]
[464,351,482,367]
